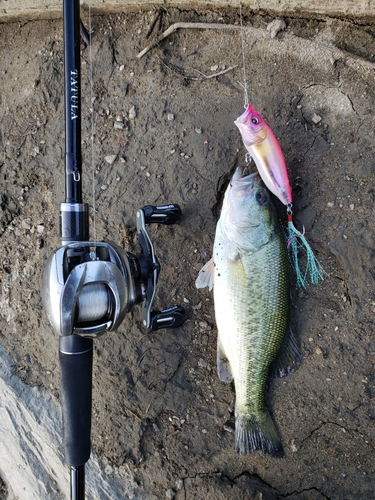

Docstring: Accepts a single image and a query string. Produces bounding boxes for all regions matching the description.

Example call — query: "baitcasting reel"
[42,204,186,338]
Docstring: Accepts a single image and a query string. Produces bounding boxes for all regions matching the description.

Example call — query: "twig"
[158,56,237,80]
[146,9,164,39]
[189,65,238,81]
[137,22,241,59]
[137,21,375,74]
[125,407,142,421]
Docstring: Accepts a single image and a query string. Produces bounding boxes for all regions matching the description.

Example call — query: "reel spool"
[42,204,187,338]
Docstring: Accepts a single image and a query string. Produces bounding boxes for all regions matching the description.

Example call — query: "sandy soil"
[1,7,375,499]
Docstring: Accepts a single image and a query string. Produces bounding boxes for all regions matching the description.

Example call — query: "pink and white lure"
[235,103,325,288]
[234,104,292,206]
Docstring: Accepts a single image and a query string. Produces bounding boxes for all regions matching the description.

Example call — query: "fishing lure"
[235,103,325,288]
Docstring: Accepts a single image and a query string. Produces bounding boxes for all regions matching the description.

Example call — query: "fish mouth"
[230,166,261,192]
[235,165,260,182]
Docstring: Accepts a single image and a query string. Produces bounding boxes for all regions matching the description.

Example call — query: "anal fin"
[217,339,233,383]
[269,327,302,378]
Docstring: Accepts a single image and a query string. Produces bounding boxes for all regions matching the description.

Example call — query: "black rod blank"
[64,0,83,203]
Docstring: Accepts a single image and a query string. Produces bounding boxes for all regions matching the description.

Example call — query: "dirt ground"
[1,7,375,499]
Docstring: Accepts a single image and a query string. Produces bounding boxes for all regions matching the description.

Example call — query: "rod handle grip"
[59,335,93,467]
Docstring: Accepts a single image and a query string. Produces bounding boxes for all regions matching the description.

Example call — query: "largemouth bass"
[196,166,301,457]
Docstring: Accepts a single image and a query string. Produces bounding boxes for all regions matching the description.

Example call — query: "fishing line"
[88,0,97,250]
[239,3,249,108]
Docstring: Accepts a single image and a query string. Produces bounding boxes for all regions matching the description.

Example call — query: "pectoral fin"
[269,327,302,378]
[217,338,233,383]
[195,258,215,290]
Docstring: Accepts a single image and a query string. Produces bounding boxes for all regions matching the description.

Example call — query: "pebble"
[166,489,176,499]
[224,424,234,433]
[167,113,175,121]
[114,121,125,130]
[315,346,323,355]
[312,113,322,124]
[267,19,286,38]
[290,439,298,452]
[104,154,117,165]
[101,185,108,190]
[129,106,137,119]
[37,225,44,234]
[104,464,114,475]
[195,127,203,134]
[210,65,219,71]
[21,219,31,230]
[176,479,184,490]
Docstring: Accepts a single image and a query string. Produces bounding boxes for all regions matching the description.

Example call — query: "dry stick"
[158,56,237,80]
[189,65,238,80]
[137,21,375,72]
[137,22,241,59]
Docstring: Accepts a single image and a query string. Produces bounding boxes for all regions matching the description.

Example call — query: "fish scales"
[196,167,301,457]
[215,211,289,413]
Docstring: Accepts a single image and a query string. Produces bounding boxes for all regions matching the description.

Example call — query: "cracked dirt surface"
[1,7,375,500]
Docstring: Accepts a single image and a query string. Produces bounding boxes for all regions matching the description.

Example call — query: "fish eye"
[255,189,268,204]
[251,117,260,125]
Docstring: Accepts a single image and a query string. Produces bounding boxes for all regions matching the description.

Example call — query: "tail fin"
[235,411,284,457]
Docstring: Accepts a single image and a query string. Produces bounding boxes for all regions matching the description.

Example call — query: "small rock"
[21,220,31,230]
[167,113,175,121]
[105,154,117,165]
[315,346,323,356]
[37,225,44,234]
[30,146,40,157]
[312,113,322,124]
[114,121,125,130]
[129,105,137,119]
[198,358,208,368]
[290,439,298,452]
[176,479,184,490]
[101,185,108,191]
[166,489,176,499]
[210,65,219,71]
[119,64,125,71]
[104,464,114,475]
[267,19,286,39]
[195,127,203,134]
[224,424,234,433]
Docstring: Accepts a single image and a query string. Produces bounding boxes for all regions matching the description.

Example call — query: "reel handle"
[142,204,182,225]
[59,335,93,467]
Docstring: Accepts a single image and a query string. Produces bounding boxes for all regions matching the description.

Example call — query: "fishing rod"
[42,1,186,498]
